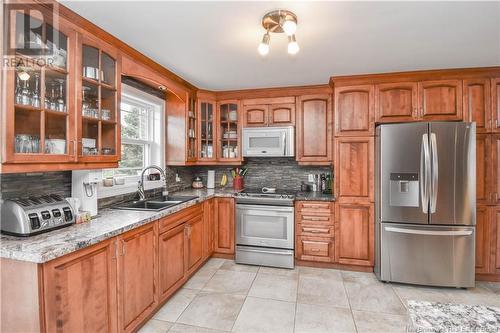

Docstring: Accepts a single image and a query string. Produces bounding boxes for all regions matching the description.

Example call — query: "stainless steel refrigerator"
[375,122,476,288]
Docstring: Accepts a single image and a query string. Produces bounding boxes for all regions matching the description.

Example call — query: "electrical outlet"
[308,174,314,182]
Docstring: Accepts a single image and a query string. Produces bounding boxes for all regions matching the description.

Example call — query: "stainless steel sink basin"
[112,195,198,211]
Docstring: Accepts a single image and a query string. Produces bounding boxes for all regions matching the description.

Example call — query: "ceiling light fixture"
[287,35,299,55]
[258,31,270,56]
[258,9,299,56]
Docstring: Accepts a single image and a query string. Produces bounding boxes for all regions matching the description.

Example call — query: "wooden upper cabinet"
[243,104,268,127]
[3,8,78,168]
[215,198,235,254]
[117,224,157,333]
[77,33,122,164]
[217,101,241,162]
[464,79,491,133]
[42,240,117,333]
[334,85,374,136]
[335,136,374,202]
[269,103,295,126]
[418,79,462,120]
[375,82,418,123]
[492,78,500,133]
[198,99,217,161]
[158,223,186,301]
[296,94,333,164]
[475,206,491,274]
[186,213,204,274]
[335,202,374,266]
[476,134,491,205]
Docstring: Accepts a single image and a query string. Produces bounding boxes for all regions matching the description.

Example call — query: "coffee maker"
[71,170,101,217]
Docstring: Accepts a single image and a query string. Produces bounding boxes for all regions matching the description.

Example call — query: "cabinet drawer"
[159,204,202,232]
[297,224,334,237]
[296,236,334,263]
[296,201,334,214]
[297,214,333,226]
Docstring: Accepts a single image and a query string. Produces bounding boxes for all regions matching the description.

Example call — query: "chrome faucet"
[138,165,168,201]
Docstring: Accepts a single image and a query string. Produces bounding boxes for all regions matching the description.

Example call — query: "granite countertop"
[407,300,500,332]
[295,191,336,202]
[0,188,235,264]
[1,187,335,264]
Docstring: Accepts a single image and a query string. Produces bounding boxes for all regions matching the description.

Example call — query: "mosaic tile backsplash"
[0,158,331,207]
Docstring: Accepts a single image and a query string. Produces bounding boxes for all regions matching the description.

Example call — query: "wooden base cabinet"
[158,224,186,301]
[186,213,204,274]
[42,240,118,333]
[215,198,235,254]
[203,199,216,259]
[295,201,335,263]
[495,207,500,273]
[475,206,492,274]
[335,202,374,267]
[117,224,158,333]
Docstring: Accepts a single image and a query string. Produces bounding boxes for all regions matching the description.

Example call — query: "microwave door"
[378,122,430,224]
[244,130,285,156]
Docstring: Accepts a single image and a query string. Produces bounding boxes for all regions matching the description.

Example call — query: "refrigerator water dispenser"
[389,173,419,207]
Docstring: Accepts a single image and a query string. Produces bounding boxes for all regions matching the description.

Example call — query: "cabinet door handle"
[495,193,498,202]
[121,240,125,256]
[310,248,320,252]
[303,227,329,234]
[302,216,329,221]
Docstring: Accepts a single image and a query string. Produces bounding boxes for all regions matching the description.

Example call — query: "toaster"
[1,194,75,236]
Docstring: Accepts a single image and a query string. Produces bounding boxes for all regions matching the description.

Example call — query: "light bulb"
[18,70,30,81]
[282,19,297,36]
[287,35,299,55]
[258,33,270,56]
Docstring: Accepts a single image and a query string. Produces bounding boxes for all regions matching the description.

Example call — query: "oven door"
[236,204,294,249]
[242,127,293,157]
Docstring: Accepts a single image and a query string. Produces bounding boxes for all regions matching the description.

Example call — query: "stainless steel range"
[235,188,295,269]
[1,194,76,236]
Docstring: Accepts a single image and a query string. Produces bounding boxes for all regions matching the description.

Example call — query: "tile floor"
[140,259,500,333]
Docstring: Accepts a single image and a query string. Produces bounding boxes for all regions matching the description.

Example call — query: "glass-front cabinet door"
[5,8,76,164]
[186,95,197,162]
[77,34,121,163]
[198,100,216,161]
[217,100,241,162]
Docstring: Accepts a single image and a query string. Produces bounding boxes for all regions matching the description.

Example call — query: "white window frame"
[98,84,165,198]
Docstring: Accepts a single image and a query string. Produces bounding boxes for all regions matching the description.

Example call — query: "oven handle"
[236,204,294,213]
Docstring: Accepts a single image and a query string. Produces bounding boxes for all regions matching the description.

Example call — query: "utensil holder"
[233,176,244,191]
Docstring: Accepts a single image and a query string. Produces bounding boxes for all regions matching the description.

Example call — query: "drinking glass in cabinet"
[15,68,34,106]
[82,85,99,118]
[15,134,40,153]
[55,79,66,112]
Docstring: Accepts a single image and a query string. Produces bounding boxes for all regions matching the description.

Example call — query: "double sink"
[113,195,199,212]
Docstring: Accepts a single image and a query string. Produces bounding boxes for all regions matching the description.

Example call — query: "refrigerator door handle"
[385,226,473,236]
[430,133,438,213]
[420,133,430,213]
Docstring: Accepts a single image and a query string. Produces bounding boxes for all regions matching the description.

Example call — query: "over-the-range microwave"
[242,126,294,157]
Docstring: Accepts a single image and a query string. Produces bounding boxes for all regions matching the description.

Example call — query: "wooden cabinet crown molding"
[330,67,500,87]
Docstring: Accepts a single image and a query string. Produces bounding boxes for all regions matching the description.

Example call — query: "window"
[103,84,164,180]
